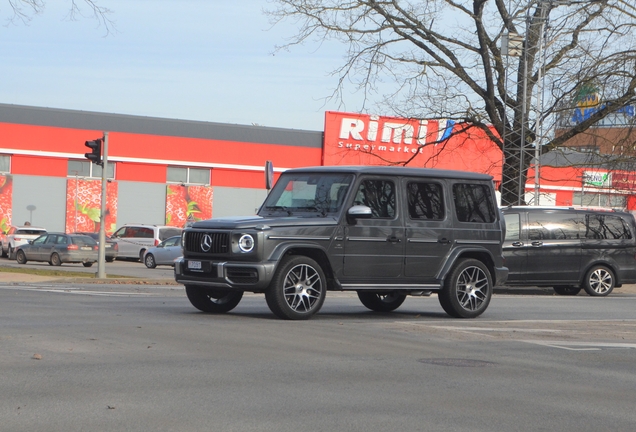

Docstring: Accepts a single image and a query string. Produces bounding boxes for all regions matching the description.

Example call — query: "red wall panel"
[116,162,166,182]
[11,155,67,177]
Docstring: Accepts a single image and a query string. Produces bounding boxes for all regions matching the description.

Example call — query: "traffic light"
[84,138,103,166]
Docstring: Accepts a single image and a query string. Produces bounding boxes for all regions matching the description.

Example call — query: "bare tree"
[267,0,636,205]
[4,0,113,32]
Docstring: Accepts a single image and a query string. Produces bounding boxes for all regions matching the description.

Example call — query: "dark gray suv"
[174,166,508,320]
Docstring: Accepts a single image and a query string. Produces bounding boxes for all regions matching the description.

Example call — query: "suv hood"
[190,215,339,230]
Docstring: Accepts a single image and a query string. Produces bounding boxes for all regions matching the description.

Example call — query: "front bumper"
[174,257,276,291]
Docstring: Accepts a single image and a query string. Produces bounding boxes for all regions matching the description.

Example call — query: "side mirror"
[347,205,373,223]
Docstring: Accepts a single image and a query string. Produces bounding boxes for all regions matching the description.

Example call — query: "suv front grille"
[185,231,230,254]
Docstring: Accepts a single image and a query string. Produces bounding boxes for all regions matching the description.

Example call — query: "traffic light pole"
[97,132,108,279]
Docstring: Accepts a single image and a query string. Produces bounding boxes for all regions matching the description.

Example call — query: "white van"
[110,224,182,261]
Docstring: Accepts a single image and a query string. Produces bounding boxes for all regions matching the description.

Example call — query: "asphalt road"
[1,281,636,432]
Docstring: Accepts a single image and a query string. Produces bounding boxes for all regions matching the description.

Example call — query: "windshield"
[259,173,353,216]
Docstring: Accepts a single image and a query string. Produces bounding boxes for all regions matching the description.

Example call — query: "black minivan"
[502,206,636,296]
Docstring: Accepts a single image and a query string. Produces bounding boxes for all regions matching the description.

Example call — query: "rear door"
[403,178,452,283]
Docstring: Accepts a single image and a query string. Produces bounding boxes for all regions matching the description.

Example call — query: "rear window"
[452,183,496,223]
[159,228,182,240]
[15,229,46,235]
[71,236,98,246]
[585,214,633,240]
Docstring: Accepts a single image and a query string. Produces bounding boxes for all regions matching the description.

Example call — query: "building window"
[68,160,115,179]
[167,167,210,185]
[573,192,626,209]
[0,155,10,173]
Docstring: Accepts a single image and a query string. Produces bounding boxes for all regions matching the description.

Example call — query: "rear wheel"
[583,265,615,296]
[8,246,14,260]
[50,252,62,266]
[185,286,243,313]
[82,262,94,267]
[106,257,115,263]
[144,253,157,268]
[16,250,27,264]
[438,258,492,318]
[357,292,407,312]
[0,245,6,258]
[553,286,581,296]
[265,255,326,320]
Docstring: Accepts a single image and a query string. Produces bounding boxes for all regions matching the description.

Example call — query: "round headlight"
[238,234,255,253]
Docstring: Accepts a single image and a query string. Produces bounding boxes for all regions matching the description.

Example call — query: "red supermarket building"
[0,103,634,235]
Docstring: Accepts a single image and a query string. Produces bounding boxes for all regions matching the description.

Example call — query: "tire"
[0,245,6,258]
[265,255,327,320]
[144,253,157,269]
[438,258,492,318]
[83,262,94,267]
[357,292,407,312]
[106,257,115,263]
[15,249,27,264]
[583,265,615,297]
[138,249,146,262]
[8,246,14,260]
[185,286,243,313]
[50,252,62,266]
[553,286,582,296]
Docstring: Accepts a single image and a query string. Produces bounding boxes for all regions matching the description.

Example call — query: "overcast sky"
[0,0,369,131]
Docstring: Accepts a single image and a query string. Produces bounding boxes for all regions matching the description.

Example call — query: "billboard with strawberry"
[0,174,13,234]
[65,178,118,235]
[165,184,213,228]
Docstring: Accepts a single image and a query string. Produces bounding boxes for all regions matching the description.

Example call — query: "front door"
[343,178,404,282]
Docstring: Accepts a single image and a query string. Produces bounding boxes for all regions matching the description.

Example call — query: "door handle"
[387,236,400,243]
[531,241,543,247]
[438,238,451,245]
[512,241,523,247]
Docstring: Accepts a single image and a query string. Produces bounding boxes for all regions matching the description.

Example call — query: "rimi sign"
[322,111,502,177]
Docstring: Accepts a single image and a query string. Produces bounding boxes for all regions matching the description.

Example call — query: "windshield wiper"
[264,206,293,216]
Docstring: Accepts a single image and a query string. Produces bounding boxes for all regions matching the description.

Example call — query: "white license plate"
[81,247,92,251]
[188,260,202,270]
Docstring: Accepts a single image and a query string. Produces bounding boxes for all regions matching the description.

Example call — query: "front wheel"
[144,253,156,268]
[583,265,615,296]
[357,292,407,312]
[265,255,326,320]
[185,286,243,313]
[438,258,492,318]
[83,262,94,267]
[553,286,581,296]
[138,249,146,262]
[16,250,27,264]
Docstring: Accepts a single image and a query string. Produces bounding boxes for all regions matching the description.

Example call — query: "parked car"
[502,206,636,296]
[72,232,119,262]
[15,233,98,267]
[110,224,182,261]
[143,235,182,268]
[175,165,508,320]
[1,225,47,259]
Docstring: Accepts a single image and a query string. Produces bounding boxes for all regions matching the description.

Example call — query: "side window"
[528,212,582,240]
[164,237,178,247]
[45,235,57,244]
[504,213,521,241]
[33,236,48,245]
[139,228,154,238]
[353,179,396,219]
[112,227,126,238]
[452,183,496,223]
[57,236,68,244]
[407,182,444,220]
[586,214,633,240]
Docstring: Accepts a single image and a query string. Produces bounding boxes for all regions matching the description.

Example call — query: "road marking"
[520,340,636,351]
[0,285,159,296]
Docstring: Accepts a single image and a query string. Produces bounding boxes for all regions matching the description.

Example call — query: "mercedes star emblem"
[200,234,212,252]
